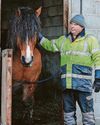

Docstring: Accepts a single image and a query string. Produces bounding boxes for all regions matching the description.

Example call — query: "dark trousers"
[63,89,95,125]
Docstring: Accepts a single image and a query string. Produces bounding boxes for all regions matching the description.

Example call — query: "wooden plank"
[63,0,68,33]
[1,49,13,125]
[63,0,73,33]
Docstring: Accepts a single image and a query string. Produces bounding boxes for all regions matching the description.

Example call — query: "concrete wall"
[70,0,100,43]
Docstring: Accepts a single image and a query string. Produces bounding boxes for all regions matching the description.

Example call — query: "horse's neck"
[33,48,40,55]
[13,51,21,62]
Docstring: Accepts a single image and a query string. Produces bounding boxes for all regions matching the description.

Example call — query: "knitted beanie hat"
[70,15,86,27]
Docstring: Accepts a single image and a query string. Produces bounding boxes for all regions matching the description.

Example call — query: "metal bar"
[80,0,82,14]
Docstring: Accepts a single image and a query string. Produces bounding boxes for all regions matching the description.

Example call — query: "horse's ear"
[16,8,21,17]
[35,7,42,17]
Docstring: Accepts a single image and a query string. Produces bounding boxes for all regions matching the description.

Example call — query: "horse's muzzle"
[21,56,33,67]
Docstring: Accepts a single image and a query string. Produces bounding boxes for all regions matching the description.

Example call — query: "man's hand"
[93,79,100,92]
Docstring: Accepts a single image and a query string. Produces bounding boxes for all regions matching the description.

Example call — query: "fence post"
[1,49,13,125]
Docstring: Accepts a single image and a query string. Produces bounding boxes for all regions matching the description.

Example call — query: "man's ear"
[35,6,42,17]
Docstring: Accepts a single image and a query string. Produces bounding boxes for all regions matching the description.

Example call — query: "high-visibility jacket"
[40,34,100,92]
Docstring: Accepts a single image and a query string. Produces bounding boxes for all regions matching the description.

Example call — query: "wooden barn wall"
[41,0,63,39]
[1,0,63,49]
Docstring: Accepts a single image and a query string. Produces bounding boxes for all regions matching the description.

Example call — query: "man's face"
[69,22,84,36]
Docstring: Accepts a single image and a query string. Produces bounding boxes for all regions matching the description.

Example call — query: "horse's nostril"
[21,56,26,64]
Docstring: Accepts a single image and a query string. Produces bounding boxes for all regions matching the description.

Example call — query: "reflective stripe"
[40,37,47,45]
[61,50,91,56]
[92,48,100,54]
[82,112,95,125]
[61,73,92,79]
[52,39,59,51]
[64,111,76,125]
[60,36,66,51]
[83,41,88,52]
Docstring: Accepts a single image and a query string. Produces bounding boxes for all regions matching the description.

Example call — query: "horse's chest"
[12,62,40,82]
[23,66,41,82]
[12,53,42,82]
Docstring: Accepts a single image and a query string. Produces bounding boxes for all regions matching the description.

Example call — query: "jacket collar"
[66,29,85,42]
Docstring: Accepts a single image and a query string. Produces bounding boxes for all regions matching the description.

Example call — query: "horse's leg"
[22,83,36,122]
[22,83,36,102]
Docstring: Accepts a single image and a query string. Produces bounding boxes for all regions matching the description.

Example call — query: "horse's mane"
[7,7,41,53]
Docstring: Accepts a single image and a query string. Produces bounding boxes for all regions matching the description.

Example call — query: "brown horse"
[7,7,42,101]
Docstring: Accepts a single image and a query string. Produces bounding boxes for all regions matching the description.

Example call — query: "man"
[39,15,100,125]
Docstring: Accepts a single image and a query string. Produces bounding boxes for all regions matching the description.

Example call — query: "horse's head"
[7,7,42,66]
[17,33,37,66]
